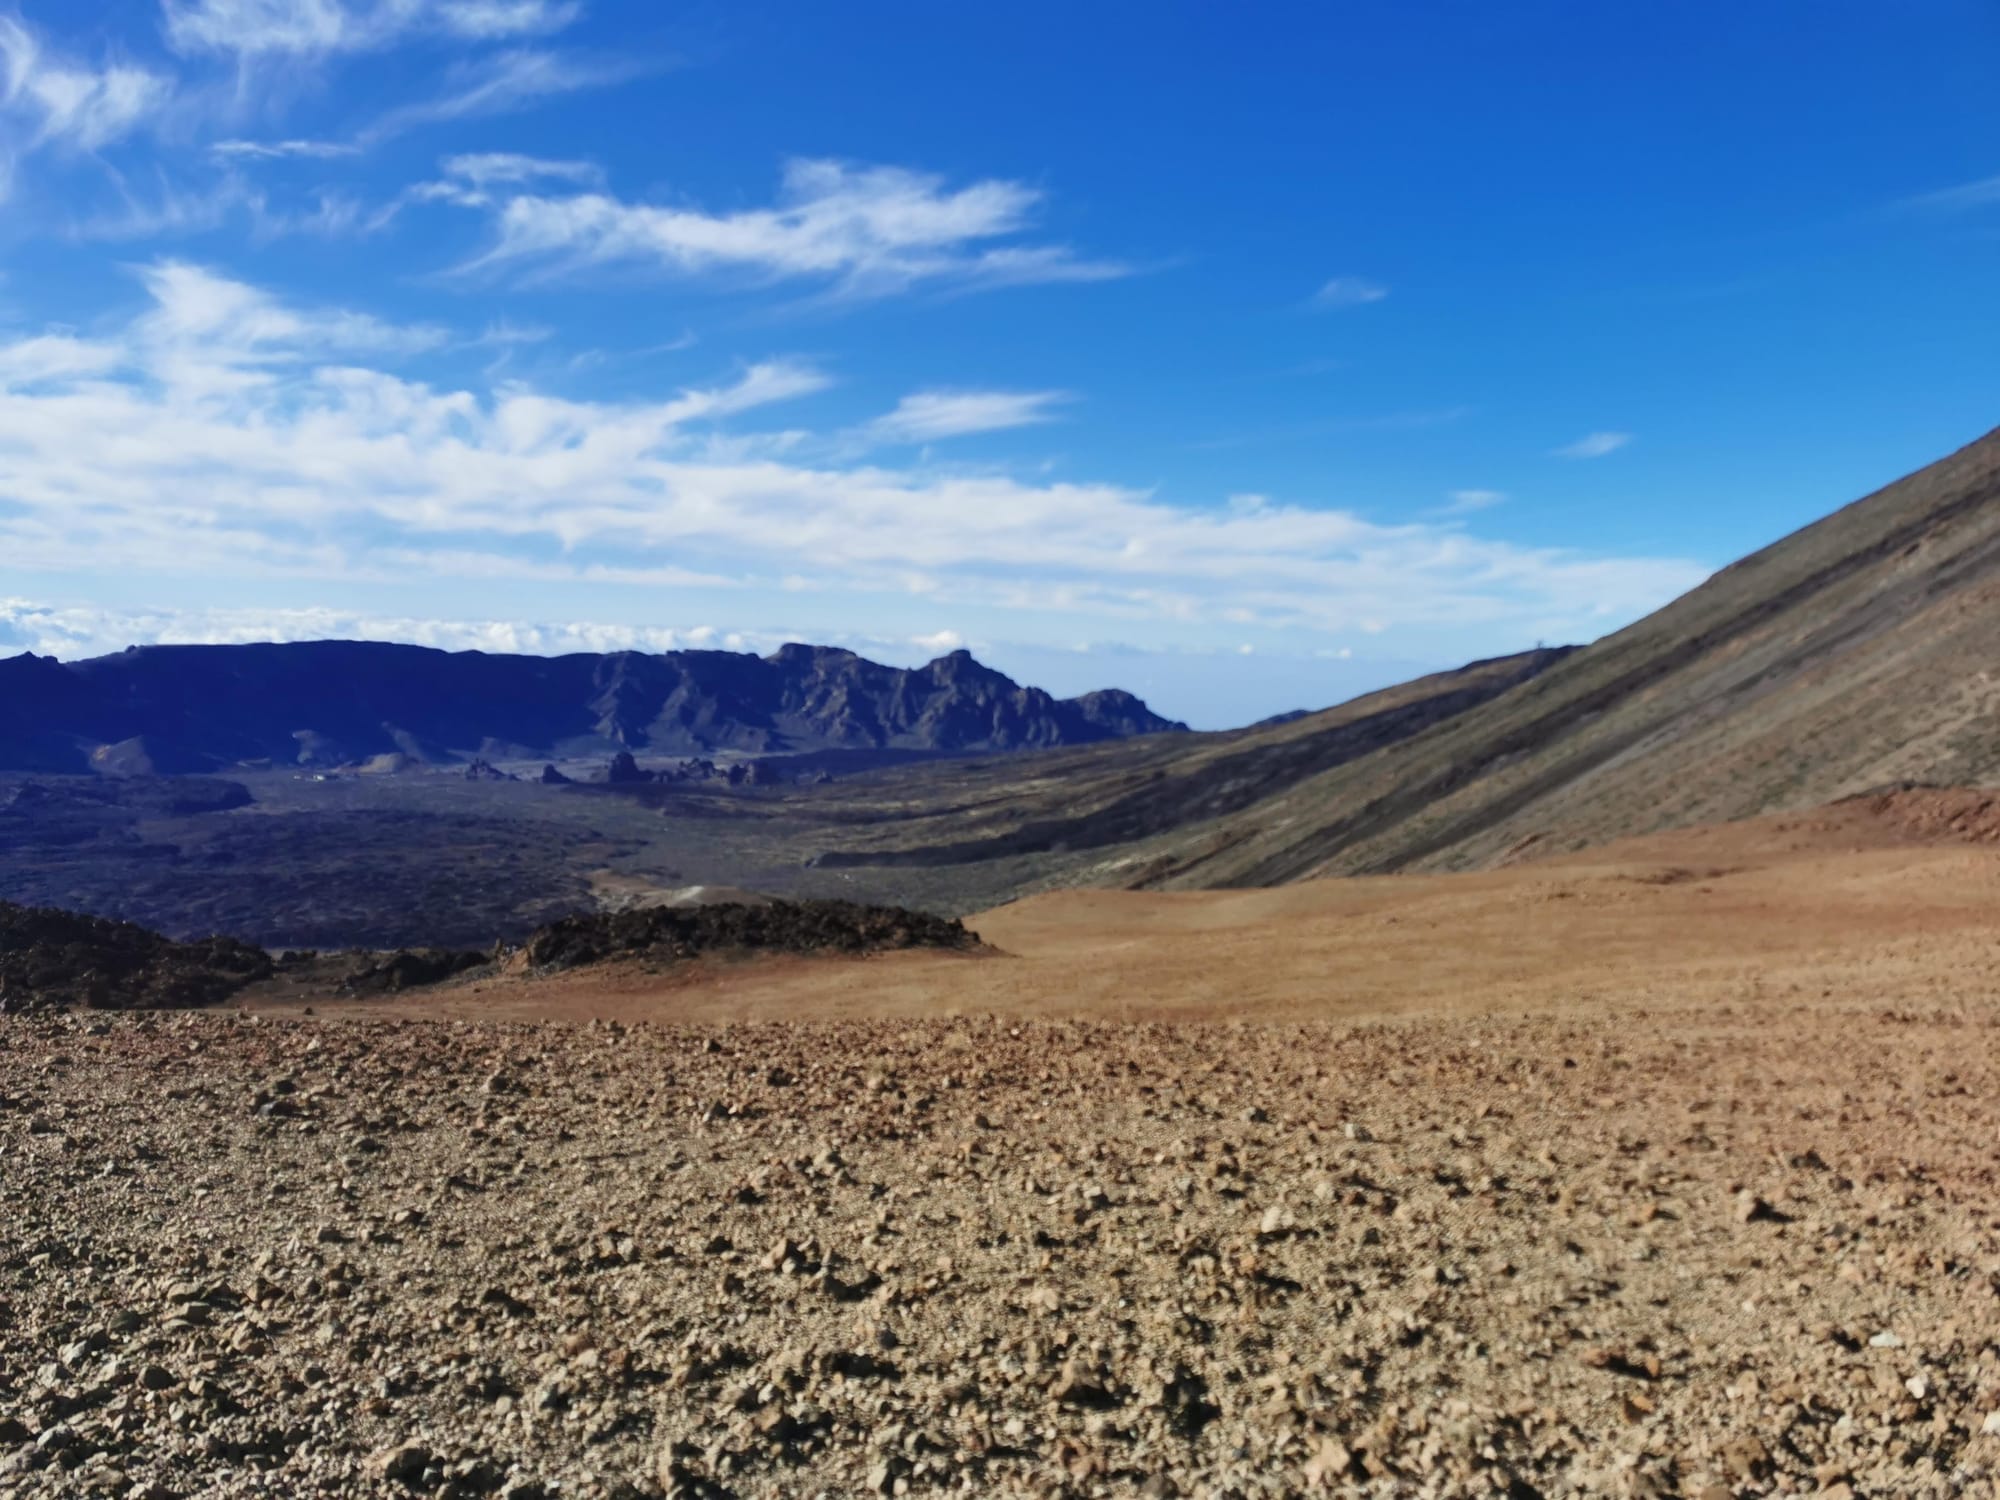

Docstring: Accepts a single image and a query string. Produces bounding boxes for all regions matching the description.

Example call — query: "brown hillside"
[1123,423,2000,885]
[806,646,1572,882]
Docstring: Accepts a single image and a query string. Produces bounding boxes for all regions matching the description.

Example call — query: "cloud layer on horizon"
[0,597,758,661]
[0,262,1709,656]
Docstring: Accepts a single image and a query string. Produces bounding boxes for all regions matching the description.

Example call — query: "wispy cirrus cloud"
[202,58,631,168]
[134,258,448,360]
[1553,430,1631,459]
[1440,488,1506,514]
[1900,171,2000,214]
[67,169,250,239]
[442,150,598,187]
[436,0,581,40]
[865,389,1072,444]
[211,137,360,160]
[1311,275,1387,309]
[0,4,622,223]
[65,168,403,243]
[158,3,623,162]
[359,47,640,143]
[0,16,170,200]
[412,149,601,206]
[0,264,1707,650]
[449,156,1132,298]
[161,0,581,59]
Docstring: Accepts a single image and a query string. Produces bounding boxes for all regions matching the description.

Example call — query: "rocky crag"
[0,643,1185,774]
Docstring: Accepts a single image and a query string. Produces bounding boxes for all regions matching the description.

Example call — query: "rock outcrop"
[0,642,1186,773]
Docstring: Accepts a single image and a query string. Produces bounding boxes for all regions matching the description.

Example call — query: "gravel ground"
[4,1003,1999,1499]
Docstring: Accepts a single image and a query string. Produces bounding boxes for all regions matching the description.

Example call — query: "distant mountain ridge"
[0,640,1187,774]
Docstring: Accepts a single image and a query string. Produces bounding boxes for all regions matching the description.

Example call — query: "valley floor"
[294,790,2000,1028]
[6,799,2000,1498]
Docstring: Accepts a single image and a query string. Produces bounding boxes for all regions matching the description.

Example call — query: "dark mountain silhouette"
[0,641,1186,774]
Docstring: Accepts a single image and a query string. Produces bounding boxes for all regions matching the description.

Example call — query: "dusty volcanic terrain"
[7,1005,1999,1500]
[6,800,2000,1499]
[332,787,2000,1028]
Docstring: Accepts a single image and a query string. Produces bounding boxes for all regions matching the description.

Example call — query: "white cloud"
[0,264,1708,650]
[0,600,753,661]
[135,258,446,359]
[1442,488,1506,513]
[1311,276,1388,308]
[0,604,997,673]
[252,188,401,237]
[453,157,1131,297]
[436,0,581,40]
[866,389,1071,444]
[469,318,553,347]
[162,0,580,58]
[361,48,636,142]
[0,17,169,195]
[64,169,404,243]
[413,150,602,208]
[212,138,361,160]
[442,150,598,187]
[657,358,831,423]
[0,334,124,385]
[1553,431,1631,459]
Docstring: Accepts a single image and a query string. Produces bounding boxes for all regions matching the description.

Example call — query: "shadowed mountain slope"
[1130,423,2000,885]
[0,642,1185,773]
[809,646,1576,872]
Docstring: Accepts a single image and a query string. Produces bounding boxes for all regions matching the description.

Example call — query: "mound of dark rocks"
[0,901,271,1013]
[522,898,979,973]
[336,947,491,995]
[0,896,977,1015]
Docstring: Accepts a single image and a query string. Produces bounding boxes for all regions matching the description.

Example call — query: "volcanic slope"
[1109,422,2000,886]
[805,646,1573,879]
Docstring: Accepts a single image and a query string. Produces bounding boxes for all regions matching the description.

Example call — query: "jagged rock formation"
[0,642,1185,774]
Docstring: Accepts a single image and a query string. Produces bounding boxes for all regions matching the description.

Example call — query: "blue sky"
[1,1,1997,728]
